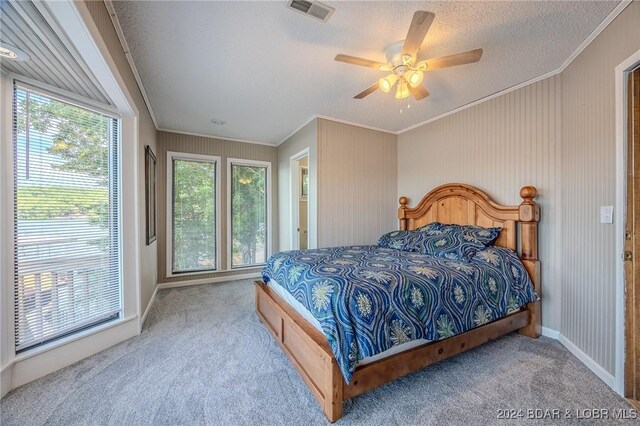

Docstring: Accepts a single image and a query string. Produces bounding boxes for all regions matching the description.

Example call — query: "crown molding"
[278,115,318,145]
[104,0,631,143]
[315,114,397,135]
[397,68,561,134]
[157,127,277,147]
[395,0,632,135]
[103,0,158,129]
[556,0,632,74]
[278,114,398,146]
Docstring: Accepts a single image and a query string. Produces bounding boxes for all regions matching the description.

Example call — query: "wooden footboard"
[255,281,344,422]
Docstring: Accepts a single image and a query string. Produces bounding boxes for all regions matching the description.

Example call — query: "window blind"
[13,84,121,352]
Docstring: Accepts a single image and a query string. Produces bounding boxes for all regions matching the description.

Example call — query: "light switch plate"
[600,206,614,224]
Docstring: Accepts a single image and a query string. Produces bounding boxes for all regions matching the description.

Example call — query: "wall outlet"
[600,206,614,224]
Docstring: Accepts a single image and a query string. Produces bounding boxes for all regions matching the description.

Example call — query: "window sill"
[165,267,263,279]
[166,269,220,278]
[12,315,137,364]
[230,264,266,271]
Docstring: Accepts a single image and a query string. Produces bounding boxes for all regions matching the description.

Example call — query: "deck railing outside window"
[13,85,121,352]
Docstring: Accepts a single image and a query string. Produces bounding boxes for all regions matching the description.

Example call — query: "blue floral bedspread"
[261,245,538,382]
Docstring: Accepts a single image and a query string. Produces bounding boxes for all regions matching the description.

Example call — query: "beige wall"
[157,131,278,284]
[560,2,640,375]
[278,120,318,251]
[317,119,398,247]
[398,2,640,375]
[398,75,563,335]
[277,118,398,251]
[85,1,158,316]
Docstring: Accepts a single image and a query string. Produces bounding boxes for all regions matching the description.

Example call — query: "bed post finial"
[518,186,539,259]
[518,186,541,338]
[398,197,409,230]
[520,185,537,201]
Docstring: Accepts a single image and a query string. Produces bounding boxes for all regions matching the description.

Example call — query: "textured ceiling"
[0,0,111,105]
[112,0,619,144]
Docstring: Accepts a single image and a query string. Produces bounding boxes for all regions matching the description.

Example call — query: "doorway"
[291,150,309,250]
[625,65,640,407]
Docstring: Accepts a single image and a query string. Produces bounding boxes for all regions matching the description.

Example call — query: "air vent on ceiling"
[287,0,334,23]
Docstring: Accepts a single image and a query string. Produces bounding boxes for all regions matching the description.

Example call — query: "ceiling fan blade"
[419,48,483,71]
[354,82,379,99]
[402,11,435,59]
[335,54,387,70]
[408,84,429,100]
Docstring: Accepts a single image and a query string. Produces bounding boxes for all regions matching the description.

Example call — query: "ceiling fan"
[335,11,483,101]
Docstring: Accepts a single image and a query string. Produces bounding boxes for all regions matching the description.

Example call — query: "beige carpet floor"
[0,279,635,425]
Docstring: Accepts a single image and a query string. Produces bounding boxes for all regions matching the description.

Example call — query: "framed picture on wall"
[145,145,157,245]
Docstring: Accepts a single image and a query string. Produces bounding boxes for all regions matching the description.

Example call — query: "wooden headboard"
[398,183,541,337]
[398,183,538,254]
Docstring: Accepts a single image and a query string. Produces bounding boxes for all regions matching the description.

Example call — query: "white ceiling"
[112,0,619,145]
[1,1,111,105]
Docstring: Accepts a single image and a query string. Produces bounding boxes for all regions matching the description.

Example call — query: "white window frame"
[166,151,221,278]
[0,1,143,394]
[10,80,124,353]
[227,158,272,270]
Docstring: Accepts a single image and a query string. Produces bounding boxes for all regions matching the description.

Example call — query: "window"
[13,84,121,352]
[167,152,220,275]
[228,159,270,268]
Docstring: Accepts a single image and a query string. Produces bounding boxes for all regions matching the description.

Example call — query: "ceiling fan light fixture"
[395,79,410,99]
[378,74,398,93]
[334,10,483,102]
[407,70,424,88]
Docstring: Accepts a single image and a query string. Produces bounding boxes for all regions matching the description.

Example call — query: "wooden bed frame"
[255,183,541,422]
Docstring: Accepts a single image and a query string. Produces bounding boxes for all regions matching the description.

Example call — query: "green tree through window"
[172,158,217,273]
[15,89,112,228]
[231,163,267,267]
[13,86,120,351]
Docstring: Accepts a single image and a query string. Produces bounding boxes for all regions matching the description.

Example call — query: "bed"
[255,183,541,421]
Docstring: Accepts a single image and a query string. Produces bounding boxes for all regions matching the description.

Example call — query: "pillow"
[377,230,417,251]
[416,222,443,233]
[435,223,502,247]
[410,223,502,262]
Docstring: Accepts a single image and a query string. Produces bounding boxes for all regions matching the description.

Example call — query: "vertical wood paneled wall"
[317,119,398,247]
[399,2,640,376]
[157,131,278,284]
[398,75,563,339]
[85,0,158,314]
[560,2,640,375]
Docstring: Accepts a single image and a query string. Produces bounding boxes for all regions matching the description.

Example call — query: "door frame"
[290,148,309,250]
[615,48,640,396]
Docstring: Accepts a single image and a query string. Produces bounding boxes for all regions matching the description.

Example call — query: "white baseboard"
[157,272,261,289]
[539,326,615,390]
[1,361,11,398]
[139,285,158,332]
[558,334,615,389]
[541,326,560,339]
